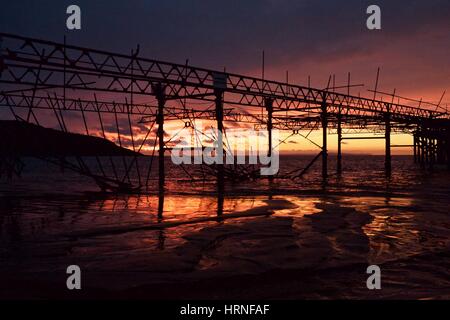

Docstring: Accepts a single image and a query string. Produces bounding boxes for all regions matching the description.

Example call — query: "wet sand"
[1,156,450,299]
[1,193,450,299]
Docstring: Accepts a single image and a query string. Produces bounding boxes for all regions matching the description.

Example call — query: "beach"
[1,155,450,299]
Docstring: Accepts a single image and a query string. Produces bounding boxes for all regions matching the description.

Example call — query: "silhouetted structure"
[0,33,449,192]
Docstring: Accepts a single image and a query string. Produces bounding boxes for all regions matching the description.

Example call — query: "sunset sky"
[1,0,449,154]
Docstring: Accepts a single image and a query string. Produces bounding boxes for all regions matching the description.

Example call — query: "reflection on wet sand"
[1,156,450,299]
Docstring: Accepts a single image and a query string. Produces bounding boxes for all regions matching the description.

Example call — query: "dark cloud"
[1,0,449,103]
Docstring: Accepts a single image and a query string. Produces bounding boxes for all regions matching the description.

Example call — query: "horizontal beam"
[1,32,447,124]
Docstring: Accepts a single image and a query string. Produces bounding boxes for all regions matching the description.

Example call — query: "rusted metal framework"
[1,33,449,192]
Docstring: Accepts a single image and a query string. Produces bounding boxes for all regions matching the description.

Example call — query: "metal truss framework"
[1,33,449,192]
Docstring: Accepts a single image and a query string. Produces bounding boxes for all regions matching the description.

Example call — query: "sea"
[1,155,449,299]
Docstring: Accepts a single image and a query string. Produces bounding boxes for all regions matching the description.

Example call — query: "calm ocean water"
[1,155,449,299]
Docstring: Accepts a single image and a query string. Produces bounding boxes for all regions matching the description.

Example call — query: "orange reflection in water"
[340,196,425,264]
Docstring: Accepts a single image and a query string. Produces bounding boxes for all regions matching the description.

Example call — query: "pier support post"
[385,105,391,175]
[337,106,342,174]
[430,138,435,169]
[416,136,421,164]
[447,134,450,170]
[321,98,328,179]
[413,134,417,163]
[155,84,166,191]
[265,98,274,182]
[421,136,426,167]
[215,88,225,196]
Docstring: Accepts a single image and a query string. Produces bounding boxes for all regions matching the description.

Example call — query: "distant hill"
[0,120,140,157]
